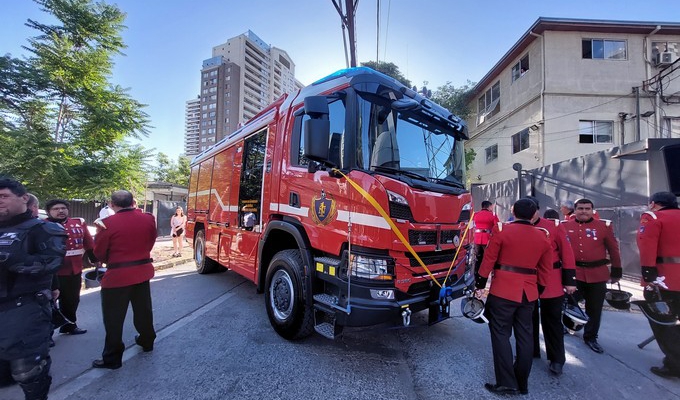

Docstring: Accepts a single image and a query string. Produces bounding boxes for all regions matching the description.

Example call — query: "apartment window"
[477,81,500,125]
[511,128,530,154]
[485,144,498,164]
[582,39,627,60]
[579,120,613,143]
[511,55,529,82]
[209,111,215,118]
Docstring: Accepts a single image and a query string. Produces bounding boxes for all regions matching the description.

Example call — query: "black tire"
[264,249,314,340]
[194,229,219,274]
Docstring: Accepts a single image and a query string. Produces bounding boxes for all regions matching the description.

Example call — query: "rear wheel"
[194,229,219,274]
[265,249,314,340]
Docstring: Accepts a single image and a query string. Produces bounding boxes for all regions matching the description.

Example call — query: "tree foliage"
[360,61,411,87]
[152,153,190,187]
[430,80,476,121]
[0,0,151,200]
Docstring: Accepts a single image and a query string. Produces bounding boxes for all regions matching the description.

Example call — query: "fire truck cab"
[187,67,474,340]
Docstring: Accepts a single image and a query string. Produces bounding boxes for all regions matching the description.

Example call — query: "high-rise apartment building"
[184,97,201,156]
[185,30,304,157]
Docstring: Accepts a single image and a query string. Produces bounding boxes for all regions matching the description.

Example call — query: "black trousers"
[573,281,607,341]
[649,290,680,372]
[486,293,535,391]
[532,295,566,364]
[475,245,486,274]
[57,273,82,329]
[100,281,156,365]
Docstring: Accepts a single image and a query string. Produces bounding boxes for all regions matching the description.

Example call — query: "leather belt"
[65,249,85,257]
[107,258,153,269]
[553,261,562,269]
[575,259,609,268]
[494,264,537,275]
[657,256,680,264]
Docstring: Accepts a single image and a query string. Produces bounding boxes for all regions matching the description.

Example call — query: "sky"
[3,0,680,161]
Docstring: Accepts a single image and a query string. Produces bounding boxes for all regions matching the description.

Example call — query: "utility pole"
[332,0,358,67]
[634,86,641,142]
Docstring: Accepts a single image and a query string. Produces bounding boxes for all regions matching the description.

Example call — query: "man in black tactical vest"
[0,178,66,400]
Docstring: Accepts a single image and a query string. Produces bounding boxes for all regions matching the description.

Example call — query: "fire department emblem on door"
[310,190,337,225]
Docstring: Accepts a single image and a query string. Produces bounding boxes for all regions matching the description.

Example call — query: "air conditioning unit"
[655,51,678,67]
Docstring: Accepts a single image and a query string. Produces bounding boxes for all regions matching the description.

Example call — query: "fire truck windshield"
[356,94,466,187]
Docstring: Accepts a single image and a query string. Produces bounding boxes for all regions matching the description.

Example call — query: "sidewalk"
[150,236,192,270]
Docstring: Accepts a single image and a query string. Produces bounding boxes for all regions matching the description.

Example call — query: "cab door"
[228,129,267,280]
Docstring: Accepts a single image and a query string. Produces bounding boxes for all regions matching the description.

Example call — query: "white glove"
[653,276,669,290]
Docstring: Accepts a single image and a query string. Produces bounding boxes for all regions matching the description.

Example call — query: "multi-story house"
[185,30,304,157]
[466,17,680,184]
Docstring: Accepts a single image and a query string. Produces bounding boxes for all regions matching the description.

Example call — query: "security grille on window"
[485,144,498,163]
[579,120,613,144]
[511,55,529,82]
[582,39,627,60]
[511,128,530,154]
[477,81,500,125]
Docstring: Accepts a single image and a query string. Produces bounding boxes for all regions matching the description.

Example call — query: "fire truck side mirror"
[303,96,330,164]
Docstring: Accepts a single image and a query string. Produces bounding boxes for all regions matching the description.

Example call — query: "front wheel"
[264,249,314,340]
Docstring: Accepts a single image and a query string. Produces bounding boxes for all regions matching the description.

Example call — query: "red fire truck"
[187,67,474,340]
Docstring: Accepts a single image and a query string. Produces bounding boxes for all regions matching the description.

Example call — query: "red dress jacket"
[93,208,157,289]
[477,220,553,303]
[637,208,680,291]
[534,218,576,298]
[472,209,499,245]
[562,218,621,283]
[56,217,94,276]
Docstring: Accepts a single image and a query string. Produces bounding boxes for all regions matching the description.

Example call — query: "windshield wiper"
[433,177,465,189]
[372,165,429,181]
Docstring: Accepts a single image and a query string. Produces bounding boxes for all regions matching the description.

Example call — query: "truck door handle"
[289,192,300,208]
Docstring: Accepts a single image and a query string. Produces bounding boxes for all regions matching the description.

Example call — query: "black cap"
[650,191,678,207]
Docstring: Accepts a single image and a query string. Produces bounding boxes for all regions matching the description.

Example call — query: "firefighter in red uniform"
[636,191,680,379]
[475,198,553,396]
[92,190,157,369]
[45,199,96,335]
[472,200,499,274]
[562,198,621,354]
[526,197,576,376]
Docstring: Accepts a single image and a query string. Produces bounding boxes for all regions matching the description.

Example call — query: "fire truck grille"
[408,230,437,245]
[407,230,460,246]
[389,202,414,221]
[405,249,456,268]
[440,230,460,245]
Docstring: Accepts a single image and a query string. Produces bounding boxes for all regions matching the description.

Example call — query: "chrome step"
[314,322,336,340]
[313,293,338,306]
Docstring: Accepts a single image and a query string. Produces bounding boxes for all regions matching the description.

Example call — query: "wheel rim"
[195,236,204,265]
[269,269,294,321]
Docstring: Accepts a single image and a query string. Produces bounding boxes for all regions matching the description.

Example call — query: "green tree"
[152,153,190,187]
[430,80,476,121]
[0,0,151,200]
[360,61,411,87]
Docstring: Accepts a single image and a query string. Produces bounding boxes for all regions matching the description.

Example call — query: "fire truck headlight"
[386,190,408,206]
[370,289,395,299]
[349,254,393,280]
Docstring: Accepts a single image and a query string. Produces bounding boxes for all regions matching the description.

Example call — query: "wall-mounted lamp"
[529,124,540,131]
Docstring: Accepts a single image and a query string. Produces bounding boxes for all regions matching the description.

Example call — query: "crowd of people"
[0,178,159,400]
[471,193,680,395]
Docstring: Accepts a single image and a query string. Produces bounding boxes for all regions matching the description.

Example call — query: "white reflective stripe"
[65,249,85,257]
[268,203,391,230]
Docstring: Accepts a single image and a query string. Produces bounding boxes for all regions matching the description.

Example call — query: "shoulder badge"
[553,219,560,227]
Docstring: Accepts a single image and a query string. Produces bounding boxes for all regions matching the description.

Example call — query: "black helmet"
[562,296,589,331]
[461,296,488,324]
[631,300,678,326]
[605,282,632,310]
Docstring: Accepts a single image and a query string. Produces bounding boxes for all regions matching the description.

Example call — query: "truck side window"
[292,98,346,167]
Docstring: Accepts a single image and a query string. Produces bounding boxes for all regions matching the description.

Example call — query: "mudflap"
[428,284,453,326]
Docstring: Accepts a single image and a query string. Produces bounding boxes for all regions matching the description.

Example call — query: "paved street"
[1,253,678,400]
